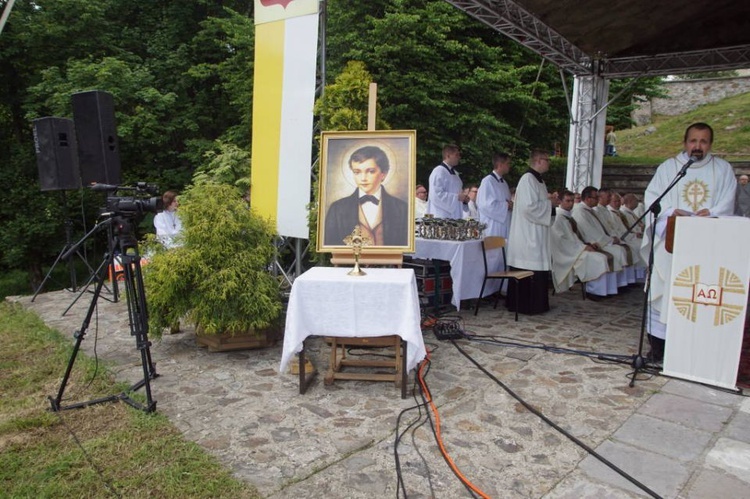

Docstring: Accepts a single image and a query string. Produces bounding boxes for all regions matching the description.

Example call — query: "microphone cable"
[450,339,662,499]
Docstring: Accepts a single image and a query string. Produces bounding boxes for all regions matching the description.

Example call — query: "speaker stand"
[32,192,98,301]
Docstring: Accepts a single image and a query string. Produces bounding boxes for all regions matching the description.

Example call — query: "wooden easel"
[324,83,408,396]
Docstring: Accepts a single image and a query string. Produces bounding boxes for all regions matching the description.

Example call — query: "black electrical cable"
[394,364,435,498]
[54,411,121,498]
[450,339,663,499]
[467,332,633,360]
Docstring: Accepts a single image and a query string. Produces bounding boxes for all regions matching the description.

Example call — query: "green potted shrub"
[143,183,282,350]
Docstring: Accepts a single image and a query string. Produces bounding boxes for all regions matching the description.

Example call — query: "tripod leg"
[62,255,112,316]
[120,250,158,412]
[31,246,71,302]
[50,251,115,411]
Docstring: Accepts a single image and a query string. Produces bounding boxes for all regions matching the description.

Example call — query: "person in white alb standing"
[153,190,183,249]
[477,152,513,238]
[506,149,559,314]
[427,144,466,219]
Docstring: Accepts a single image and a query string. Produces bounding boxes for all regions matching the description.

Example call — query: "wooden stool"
[324,335,406,397]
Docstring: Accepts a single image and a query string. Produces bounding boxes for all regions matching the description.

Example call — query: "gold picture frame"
[317,130,416,254]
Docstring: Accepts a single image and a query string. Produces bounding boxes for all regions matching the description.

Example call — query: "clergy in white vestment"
[593,189,622,239]
[415,184,428,219]
[634,200,645,218]
[427,144,465,219]
[571,187,628,284]
[641,122,737,360]
[551,191,613,297]
[620,193,644,239]
[608,193,646,273]
[506,149,558,314]
[477,152,513,238]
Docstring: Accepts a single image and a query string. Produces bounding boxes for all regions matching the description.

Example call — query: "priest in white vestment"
[572,187,628,286]
[427,144,465,219]
[620,193,644,239]
[592,189,637,284]
[642,122,737,360]
[551,191,613,297]
[477,152,513,238]
[506,149,558,314]
[608,193,646,279]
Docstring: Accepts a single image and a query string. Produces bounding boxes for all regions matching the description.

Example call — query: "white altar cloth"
[412,238,502,310]
[280,267,427,373]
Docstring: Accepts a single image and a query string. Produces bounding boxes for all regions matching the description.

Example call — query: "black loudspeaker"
[72,90,122,186]
[33,117,82,191]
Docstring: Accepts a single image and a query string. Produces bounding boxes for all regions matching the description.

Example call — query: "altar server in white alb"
[427,144,466,219]
[551,191,615,298]
[642,122,737,361]
[477,152,513,238]
[506,149,558,314]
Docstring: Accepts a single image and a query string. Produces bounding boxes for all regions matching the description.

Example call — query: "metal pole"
[0,0,16,36]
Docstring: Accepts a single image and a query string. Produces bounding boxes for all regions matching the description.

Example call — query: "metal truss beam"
[602,45,750,79]
[445,0,592,75]
[566,75,608,193]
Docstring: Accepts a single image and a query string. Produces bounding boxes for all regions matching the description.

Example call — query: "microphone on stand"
[679,156,699,176]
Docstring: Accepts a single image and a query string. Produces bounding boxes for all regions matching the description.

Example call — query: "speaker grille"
[72,90,122,186]
[33,117,82,191]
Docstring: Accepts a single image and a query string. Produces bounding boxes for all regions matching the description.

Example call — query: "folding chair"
[474,236,534,321]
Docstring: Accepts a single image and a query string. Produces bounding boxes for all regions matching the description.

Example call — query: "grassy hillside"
[614,92,750,162]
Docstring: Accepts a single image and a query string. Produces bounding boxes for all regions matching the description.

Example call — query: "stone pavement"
[9,284,750,498]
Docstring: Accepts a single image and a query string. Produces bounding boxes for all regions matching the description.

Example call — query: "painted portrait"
[317,130,416,254]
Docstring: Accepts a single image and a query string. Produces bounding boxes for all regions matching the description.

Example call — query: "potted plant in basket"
[143,183,282,350]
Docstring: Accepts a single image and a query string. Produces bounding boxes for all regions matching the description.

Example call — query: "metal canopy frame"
[445,0,750,192]
[444,0,591,75]
[446,0,750,78]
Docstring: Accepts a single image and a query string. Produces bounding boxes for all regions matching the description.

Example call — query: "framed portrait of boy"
[317,130,416,254]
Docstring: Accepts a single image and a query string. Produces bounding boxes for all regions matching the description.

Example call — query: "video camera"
[89,182,164,218]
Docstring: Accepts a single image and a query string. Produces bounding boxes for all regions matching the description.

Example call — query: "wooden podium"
[663,216,750,389]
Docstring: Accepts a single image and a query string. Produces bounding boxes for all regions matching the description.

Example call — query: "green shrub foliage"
[144,184,281,336]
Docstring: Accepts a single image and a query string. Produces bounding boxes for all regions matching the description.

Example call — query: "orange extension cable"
[416,353,491,499]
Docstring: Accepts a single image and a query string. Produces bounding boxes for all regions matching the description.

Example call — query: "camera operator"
[153,190,183,249]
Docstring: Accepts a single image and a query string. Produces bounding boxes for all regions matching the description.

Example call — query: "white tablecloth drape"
[280,267,427,373]
[412,238,503,310]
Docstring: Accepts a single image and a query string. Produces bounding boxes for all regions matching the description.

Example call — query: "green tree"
[0,0,254,287]
[325,0,569,185]
[315,61,390,131]
[607,76,667,130]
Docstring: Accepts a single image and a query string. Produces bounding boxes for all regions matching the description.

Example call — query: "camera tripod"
[49,215,158,413]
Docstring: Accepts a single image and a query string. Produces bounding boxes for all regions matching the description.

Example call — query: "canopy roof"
[447,0,750,78]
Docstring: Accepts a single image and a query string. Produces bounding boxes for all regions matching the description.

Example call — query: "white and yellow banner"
[254,0,318,25]
[251,1,319,238]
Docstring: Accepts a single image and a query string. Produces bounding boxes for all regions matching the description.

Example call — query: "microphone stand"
[601,156,694,386]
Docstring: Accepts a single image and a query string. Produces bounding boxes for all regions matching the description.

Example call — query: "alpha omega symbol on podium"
[672,265,746,326]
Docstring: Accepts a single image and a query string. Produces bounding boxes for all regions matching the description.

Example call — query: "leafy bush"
[143,184,281,336]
